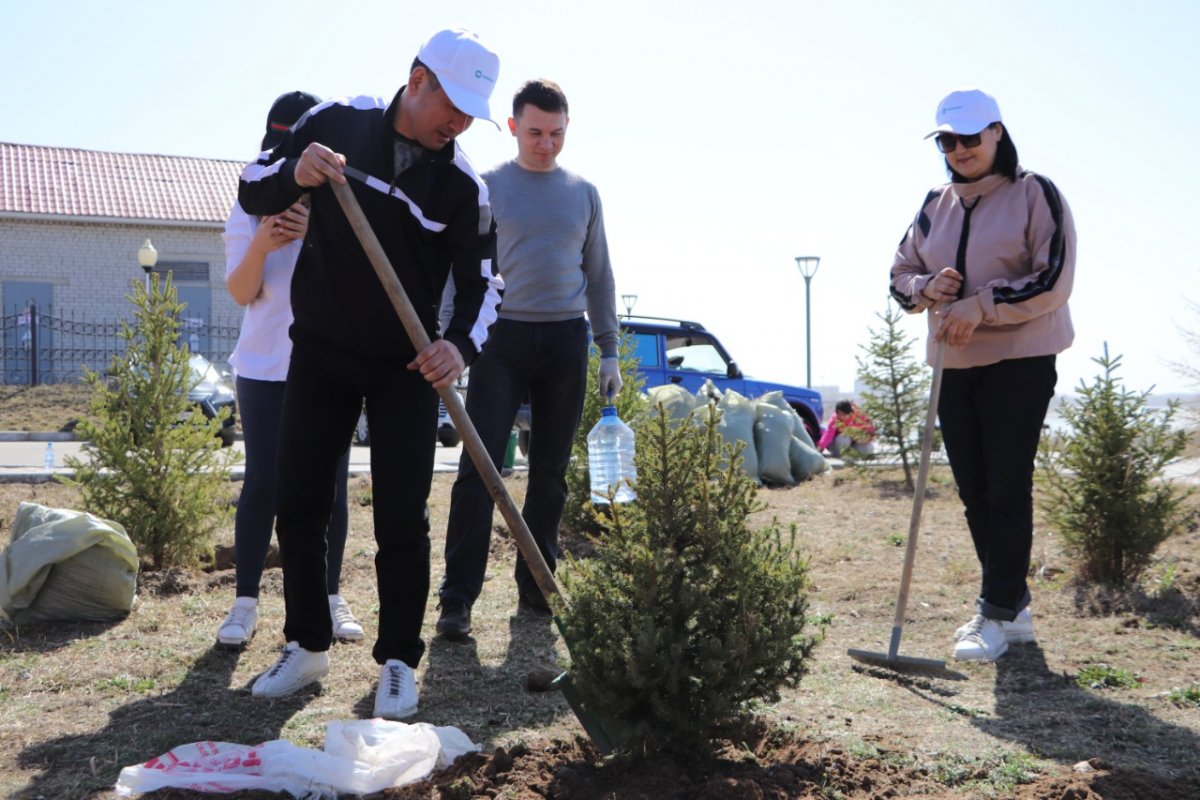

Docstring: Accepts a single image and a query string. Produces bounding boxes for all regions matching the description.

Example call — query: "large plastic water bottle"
[587,406,637,504]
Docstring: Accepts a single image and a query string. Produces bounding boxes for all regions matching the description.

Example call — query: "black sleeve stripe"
[992,173,1067,306]
[891,285,919,311]
[916,188,938,238]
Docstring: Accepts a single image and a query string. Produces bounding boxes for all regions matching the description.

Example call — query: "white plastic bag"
[115,720,479,797]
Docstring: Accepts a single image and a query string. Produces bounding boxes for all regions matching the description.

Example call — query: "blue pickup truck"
[623,316,824,439]
[513,316,824,455]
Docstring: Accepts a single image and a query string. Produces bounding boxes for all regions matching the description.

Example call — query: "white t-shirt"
[222,201,301,382]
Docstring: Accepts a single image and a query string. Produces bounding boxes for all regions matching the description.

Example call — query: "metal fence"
[1,303,241,385]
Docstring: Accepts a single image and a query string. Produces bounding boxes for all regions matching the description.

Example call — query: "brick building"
[0,142,244,382]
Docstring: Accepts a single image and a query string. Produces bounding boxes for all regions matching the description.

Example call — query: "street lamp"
[137,238,159,291]
[621,293,638,318]
[795,256,820,387]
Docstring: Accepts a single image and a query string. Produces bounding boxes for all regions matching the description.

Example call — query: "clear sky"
[4,0,1198,397]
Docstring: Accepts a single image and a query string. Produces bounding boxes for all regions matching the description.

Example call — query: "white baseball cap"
[924,89,1002,139]
[416,28,500,129]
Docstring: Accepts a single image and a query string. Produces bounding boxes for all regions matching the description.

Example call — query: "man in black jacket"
[237,27,503,719]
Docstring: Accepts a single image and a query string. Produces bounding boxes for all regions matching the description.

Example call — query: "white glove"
[598,357,623,399]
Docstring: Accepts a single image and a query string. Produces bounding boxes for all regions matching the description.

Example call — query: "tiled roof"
[0,142,243,224]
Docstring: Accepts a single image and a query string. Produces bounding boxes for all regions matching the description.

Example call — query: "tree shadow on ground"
[980,643,1198,795]
[16,644,312,798]
[1072,582,1200,638]
[892,643,1200,796]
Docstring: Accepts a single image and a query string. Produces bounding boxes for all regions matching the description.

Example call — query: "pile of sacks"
[646,382,827,486]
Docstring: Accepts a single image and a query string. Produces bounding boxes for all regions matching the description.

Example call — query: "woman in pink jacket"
[890,89,1075,663]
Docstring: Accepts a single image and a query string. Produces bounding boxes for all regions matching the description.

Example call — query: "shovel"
[847,337,949,674]
[329,179,621,750]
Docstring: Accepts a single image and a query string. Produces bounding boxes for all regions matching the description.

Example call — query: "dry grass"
[0,443,1198,796]
[0,384,95,433]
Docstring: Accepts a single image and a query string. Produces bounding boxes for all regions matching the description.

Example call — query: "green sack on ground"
[0,502,138,625]
[754,403,796,486]
[695,379,722,405]
[757,390,817,449]
[646,384,696,423]
[789,436,828,481]
[716,390,759,482]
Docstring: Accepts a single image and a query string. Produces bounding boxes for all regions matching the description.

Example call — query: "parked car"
[354,398,459,447]
[514,316,825,455]
[188,355,238,447]
[114,353,238,447]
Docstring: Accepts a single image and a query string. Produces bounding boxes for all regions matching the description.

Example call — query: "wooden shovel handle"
[330,179,562,603]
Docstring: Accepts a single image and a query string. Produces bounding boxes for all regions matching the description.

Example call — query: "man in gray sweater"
[437,79,621,638]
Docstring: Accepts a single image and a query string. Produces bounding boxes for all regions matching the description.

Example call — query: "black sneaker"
[435,600,472,640]
[517,590,552,617]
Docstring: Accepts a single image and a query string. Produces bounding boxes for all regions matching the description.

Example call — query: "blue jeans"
[440,318,589,605]
[275,339,438,667]
[938,355,1057,621]
[234,376,349,599]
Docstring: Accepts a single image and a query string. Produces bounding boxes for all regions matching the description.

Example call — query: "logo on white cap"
[417,28,500,129]
[925,89,1002,139]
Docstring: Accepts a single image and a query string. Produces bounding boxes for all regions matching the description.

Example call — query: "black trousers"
[938,354,1057,621]
[276,339,437,667]
[440,318,589,606]
[234,376,349,599]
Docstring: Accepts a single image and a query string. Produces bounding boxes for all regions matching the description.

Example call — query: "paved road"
[0,435,491,482]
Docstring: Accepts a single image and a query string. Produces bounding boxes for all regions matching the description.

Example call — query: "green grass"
[1167,684,1200,707]
[922,750,1043,795]
[1076,663,1142,690]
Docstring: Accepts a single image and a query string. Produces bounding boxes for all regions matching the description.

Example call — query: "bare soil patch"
[1,461,1198,799]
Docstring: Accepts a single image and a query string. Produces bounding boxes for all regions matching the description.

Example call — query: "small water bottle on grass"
[587,406,637,504]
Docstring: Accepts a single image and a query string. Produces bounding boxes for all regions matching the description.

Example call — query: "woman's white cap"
[924,89,1002,138]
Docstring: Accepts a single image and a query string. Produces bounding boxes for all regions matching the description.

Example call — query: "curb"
[0,431,78,442]
[0,431,244,442]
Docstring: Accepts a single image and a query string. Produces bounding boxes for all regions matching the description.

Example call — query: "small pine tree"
[1036,346,1194,586]
[558,405,819,754]
[63,275,240,569]
[855,300,931,491]
[560,332,647,536]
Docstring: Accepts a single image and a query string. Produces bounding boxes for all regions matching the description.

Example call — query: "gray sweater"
[481,160,618,356]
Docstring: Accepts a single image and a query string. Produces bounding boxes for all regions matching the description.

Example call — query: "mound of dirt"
[376,730,1199,800]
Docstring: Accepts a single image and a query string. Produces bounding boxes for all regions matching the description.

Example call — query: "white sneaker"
[953,615,1009,662]
[217,597,258,647]
[955,607,1035,644]
[373,659,419,720]
[251,642,329,697]
[329,594,364,641]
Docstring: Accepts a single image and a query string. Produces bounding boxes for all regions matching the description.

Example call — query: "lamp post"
[795,256,820,387]
[621,293,638,318]
[137,238,159,292]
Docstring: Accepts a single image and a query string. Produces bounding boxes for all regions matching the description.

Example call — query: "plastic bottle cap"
[601,406,616,417]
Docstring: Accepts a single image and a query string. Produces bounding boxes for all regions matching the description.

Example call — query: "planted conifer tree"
[1036,346,1193,586]
[64,275,240,569]
[558,405,819,754]
[856,300,931,491]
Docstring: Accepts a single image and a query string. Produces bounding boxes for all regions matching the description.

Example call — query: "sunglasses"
[935,131,985,154]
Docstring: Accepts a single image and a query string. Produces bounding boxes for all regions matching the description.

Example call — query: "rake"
[847,338,949,673]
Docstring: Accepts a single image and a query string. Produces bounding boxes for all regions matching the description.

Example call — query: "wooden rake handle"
[889,337,946,655]
[330,179,562,604]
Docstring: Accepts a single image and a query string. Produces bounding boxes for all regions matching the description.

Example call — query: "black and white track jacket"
[238,89,502,365]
